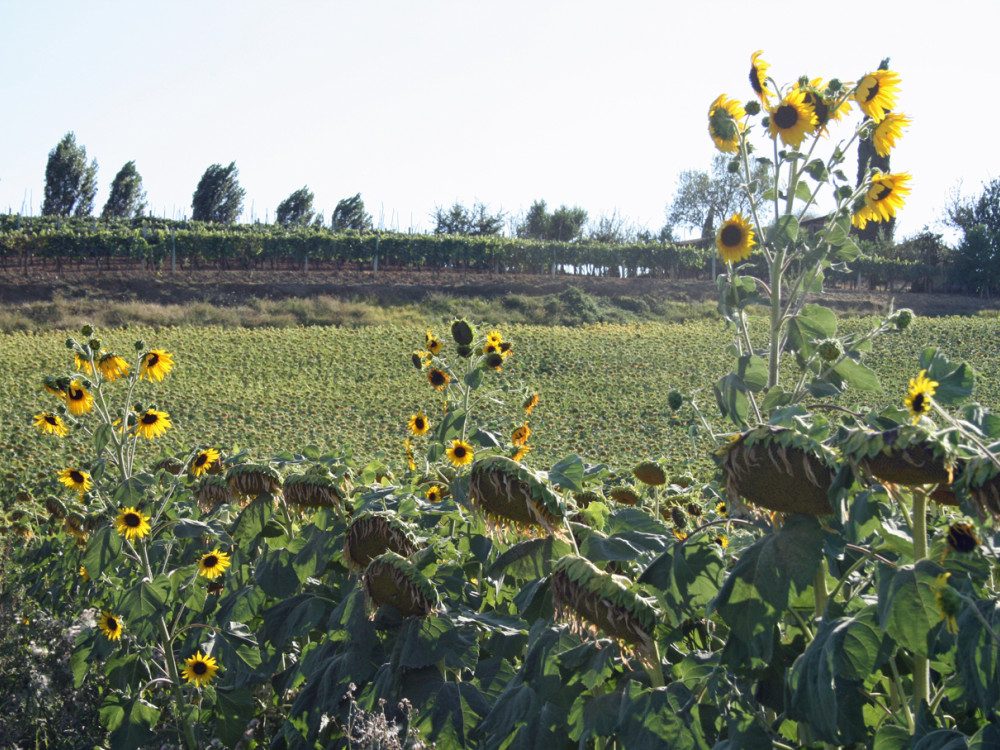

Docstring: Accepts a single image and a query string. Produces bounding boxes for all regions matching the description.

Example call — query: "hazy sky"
[2,1,997,241]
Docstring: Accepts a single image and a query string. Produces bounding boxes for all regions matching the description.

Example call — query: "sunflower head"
[362,551,440,618]
[98,611,123,641]
[343,512,418,572]
[181,651,220,687]
[411,350,430,369]
[283,473,345,509]
[97,353,130,382]
[904,369,938,424]
[425,330,443,356]
[933,573,961,635]
[523,393,540,414]
[608,486,641,506]
[855,68,901,122]
[34,411,68,437]
[446,439,474,467]
[408,412,430,437]
[708,94,745,153]
[191,448,221,477]
[853,172,911,230]
[749,50,773,103]
[716,213,756,264]
[65,380,94,416]
[511,422,531,447]
[427,368,451,391]
[633,461,667,487]
[140,349,174,382]
[198,549,232,580]
[872,113,911,157]
[766,88,817,148]
[426,485,444,503]
[136,409,171,439]
[58,468,92,496]
[450,318,476,346]
[114,506,152,541]
[947,522,980,554]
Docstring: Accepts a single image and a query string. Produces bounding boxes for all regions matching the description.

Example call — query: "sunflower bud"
[134,340,146,352]
[450,318,475,346]
[80,325,94,338]
[891,308,914,330]
[65,338,78,350]
[744,100,761,116]
[88,339,102,353]
[828,78,843,92]
[817,339,843,362]
[667,390,684,411]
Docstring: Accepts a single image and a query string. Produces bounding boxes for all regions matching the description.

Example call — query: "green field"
[4,314,998,499]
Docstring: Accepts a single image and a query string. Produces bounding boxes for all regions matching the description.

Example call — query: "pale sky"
[1,1,996,242]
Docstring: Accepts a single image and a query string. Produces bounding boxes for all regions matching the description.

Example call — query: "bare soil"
[1,267,997,317]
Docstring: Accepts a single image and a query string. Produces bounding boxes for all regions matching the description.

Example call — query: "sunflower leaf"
[794,180,813,203]
[918,348,975,406]
[765,215,799,248]
[804,159,829,182]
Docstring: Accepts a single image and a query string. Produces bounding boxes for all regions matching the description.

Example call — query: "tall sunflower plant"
[28,325,256,750]
[708,52,916,430]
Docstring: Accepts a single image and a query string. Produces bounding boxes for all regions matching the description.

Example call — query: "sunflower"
[74,353,94,375]
[714,535,730,549]
[855,69,901,122]
[512,422,531,446]
[872,113,911,157]
[425,330,443,356]
[58,468,92,496]
[708,94,745,153]
[408,412,430,436]
[42,376,67,397]
[852,172,911,229]
[446,439,474,467]
[181,651,220,687]
[79,565,90,582]
[404,439,416,471]
[486,352,504,371]
[98,611,123,641]
[411,350,430,369]
[904,369,938,424]
[115,506,151,541]
[198,549,232,579]
[524,393,539,414]
[427,368,451,391]
[426,485,444,503]
[34,411,68,437]
[140,349,174,382]
[716,213,756,264]
[798,79,846,134]
[191,448,220,477]
[486,330,503,348]
[135,409,171,439]
[97,353,130,382]
[512,444,532,462]
[65,380,94,416]
[749,50,773,103]
[946,522,980,554]
[767,88,817,148]
[933,573,961,635]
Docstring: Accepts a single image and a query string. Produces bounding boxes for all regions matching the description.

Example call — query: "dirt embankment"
[1,268,997,317]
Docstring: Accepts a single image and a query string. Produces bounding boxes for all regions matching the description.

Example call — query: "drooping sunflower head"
[74,353,94,376]
[946,522,980,554]
[633,461,667,487]
[797,78,846,134]
[427,368,451,391]
[855,68,901,122]
[343,512,418,572]
[191,448,221,477]
[34,411,68,437]
[716,213,756,264]
[139,349,174,382]
[749,50,773,103]
[425,330,443,356]
[512,444,532,462]
[42,375,68,398]
[468,455,565,536]
[450,318,476,346]
[608,486,641,506]
[708,94,745,153]
[194,476,235,514]
[226,463,283,501]
[904,369,938,424]
[767,88,817,148]
[362,551,440,618]
[198,549,232,579]
[97,353,130,382]
[511,422,531,447]
[485,353,504,372]
[446,439,474,467]
[872,113,911,157]
[408,412,430,437]
[136,409,171,439]
[283,472,345,509]
[523,393,540,415]
[181,651,220,687]
[65,380,94,416]
[114,506,152,541]
[58,468,92,496]
[411,350,430,370]
[98,610,123,641]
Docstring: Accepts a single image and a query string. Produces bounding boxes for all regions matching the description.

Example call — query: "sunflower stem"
[157,615,198,750]
[911,487,930,708]
[813,559,829,619]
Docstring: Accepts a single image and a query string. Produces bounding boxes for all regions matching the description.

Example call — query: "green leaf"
[230,493,273,545]
[640,538,725,624]
[956,598,1000,712]
[617,683,710,750]
[173,519,218,538]
[255,548,300,597]
[260,592,333,650]
[213,687,255,749]
[398,616,478,671]
[94,423,112,454]
[919,347,975,405]
[794,180,813,203]
[833,357,881,393]
[877,560,944,658]
[766,215,799,247]
[804,159,829,182]
[465,367,485,390]
[414,681,491,748]
[112,476,147,508]
[490,536,573,580]
[102,695,160,750]
[737,355,768,393]
[760,387,791,412]
[714,373,749,428]
[292,527,340,582]
[786,304,837,354]
[83,524,123,581]
[119,575,170,624]
[548,453,584,492]
[874,725,914,750]
[710,515,823,662]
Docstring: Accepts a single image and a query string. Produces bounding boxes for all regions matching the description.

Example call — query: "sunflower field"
[5,51,1000,750]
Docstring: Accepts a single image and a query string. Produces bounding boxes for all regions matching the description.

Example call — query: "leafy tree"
[42,132,99,217]
[433,202,505,236]
[855,58,894,244]
[191,162,245,223]
[946,178,1000,297]
[516,201,587,242]
[517,200,551,239]
[331,193,372,231]
[588,209,633,244]
[275,186,315,227]
[102,161,147,219]
[665,153,768,238]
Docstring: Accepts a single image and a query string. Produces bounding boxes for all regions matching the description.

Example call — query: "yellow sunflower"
[797,78,847,134]
[512,444,532,462]
[524,393,539,415]
[79,565,90,582]
[767,88,817,148]
[65,380,94,416]
[749,50,773,103]
[140,350,174,382]
[425,330,443,356]
[181,651,220,687]
[427,368,451,391]
[512,422,531,446]
[426,485,443,503]
[872,113,911,157]
[34,411,68,437]
[74,353,94,375]
[97,353,130,382]
[716,213,756,264]
[486,330,503,348]
[855,69,901,122]
[708,94,745,153]
[115,506,151,541]
[58,468,92,496]
[404,438,416,471]
[135,409,171,439]
[446,439,474,467]
[852,172,911,229]
[904,369,938,424]
[191,448,220,477]
[43,376,67,397]
[411,350,430,370]
[408,412,430,436]
[198,549,232,579]
[98,611,123,641]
